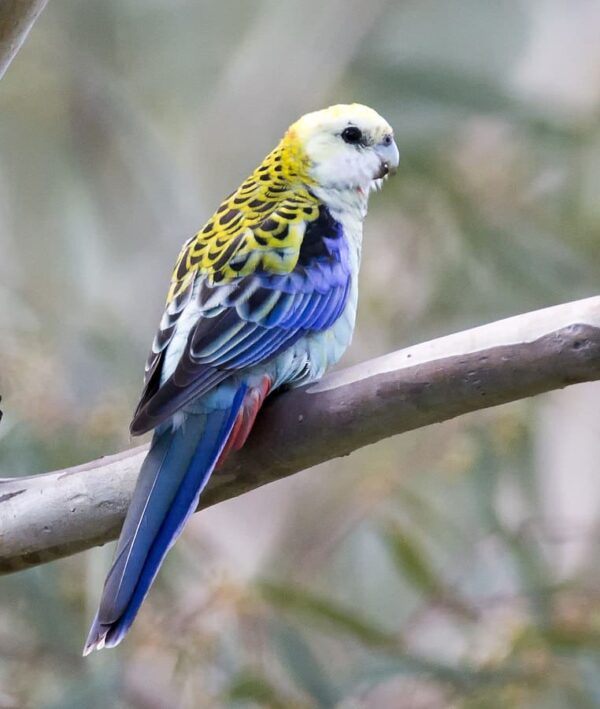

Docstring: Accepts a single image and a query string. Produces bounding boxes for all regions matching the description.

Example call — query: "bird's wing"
[130,190,352,435]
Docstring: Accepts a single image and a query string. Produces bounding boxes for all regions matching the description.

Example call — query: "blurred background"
[2,1,600,706]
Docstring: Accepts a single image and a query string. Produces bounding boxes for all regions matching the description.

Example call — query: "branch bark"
[2,296,600,575]
[0,0,49,80]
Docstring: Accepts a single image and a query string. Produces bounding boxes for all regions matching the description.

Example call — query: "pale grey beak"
[374,139,400,178]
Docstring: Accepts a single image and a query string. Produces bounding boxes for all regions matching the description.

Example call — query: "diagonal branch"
[1,296,600,575]
[0,0,49,80]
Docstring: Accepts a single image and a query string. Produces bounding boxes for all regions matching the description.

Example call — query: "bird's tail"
[83,384,251,655]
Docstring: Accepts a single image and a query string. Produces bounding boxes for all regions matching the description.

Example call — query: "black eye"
[382,134,393,146]
[341,126,363,144]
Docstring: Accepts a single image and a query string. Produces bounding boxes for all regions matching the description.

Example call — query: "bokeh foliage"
[2,1,600,706]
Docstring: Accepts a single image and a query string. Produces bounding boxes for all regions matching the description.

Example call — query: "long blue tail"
[83,385,247,655]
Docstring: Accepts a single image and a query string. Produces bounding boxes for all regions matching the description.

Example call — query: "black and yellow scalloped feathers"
[167,138,319,303]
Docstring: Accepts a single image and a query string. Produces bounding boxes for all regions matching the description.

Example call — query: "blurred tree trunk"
[535,381,600,576]
[0,0,49,79]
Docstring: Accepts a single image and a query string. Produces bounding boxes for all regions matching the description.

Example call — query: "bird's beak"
[373,139,400,179]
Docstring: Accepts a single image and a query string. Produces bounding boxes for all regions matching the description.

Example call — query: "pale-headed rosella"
[84,104,399,654]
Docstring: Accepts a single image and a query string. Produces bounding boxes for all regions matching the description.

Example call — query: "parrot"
[83,103,399,654]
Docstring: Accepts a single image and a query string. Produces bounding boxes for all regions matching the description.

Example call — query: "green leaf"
[382,522,441,596]
[260,582,399,651]
[226,671,292,709]
[271,621,338,707]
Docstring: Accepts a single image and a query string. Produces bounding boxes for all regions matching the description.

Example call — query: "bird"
[83,103,399,654]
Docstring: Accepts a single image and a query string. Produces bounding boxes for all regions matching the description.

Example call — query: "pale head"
[283,104,399,193]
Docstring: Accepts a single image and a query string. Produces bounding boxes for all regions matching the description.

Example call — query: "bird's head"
[281,104,399,198]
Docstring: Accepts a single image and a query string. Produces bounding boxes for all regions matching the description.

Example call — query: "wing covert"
[131,191,351,435]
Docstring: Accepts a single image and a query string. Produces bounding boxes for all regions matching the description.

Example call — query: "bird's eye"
[341,126,363,144]
[382,134,393,146]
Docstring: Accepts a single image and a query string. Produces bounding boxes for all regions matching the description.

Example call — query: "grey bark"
[0,0,49,80]
[1,296,600,574]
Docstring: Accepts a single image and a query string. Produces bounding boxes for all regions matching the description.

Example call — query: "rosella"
[84,104,399,653]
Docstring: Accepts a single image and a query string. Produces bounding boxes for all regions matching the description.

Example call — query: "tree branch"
[2,296,600,575]
[0,0,49,80]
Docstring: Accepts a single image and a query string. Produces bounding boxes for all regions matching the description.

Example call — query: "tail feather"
[83,385,247,655]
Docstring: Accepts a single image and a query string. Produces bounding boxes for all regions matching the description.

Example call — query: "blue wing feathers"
[232,328,299,368]
[262,291,296,327]
[309,286,339,330]
[208,325,269,366]
[193,319,249,358]
[131,216,350,435]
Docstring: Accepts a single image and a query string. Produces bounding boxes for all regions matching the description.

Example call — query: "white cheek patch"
[311,148,381,190]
